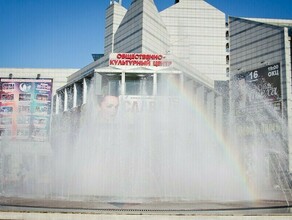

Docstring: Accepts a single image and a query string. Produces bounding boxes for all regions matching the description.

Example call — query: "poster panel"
[234,63,281,115]
[0,78,53,141]
[232,63,282,137]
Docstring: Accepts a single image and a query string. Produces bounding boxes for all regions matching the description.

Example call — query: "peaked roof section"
[104,2,127,56]
[113,0,169,54]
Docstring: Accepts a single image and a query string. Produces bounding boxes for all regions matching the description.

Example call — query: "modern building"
[54,0,292,175]
[49,0,234,200]
[228,17,292,172]
[54,0,229,125]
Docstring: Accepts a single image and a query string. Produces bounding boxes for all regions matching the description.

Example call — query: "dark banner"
[0,78,53,141]
[232,63,282,137]
[233,63,281,115]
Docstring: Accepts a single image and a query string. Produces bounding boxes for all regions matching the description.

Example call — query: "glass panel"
[125,73,153,96]
[125,76,140,95]
[143,75,154,96]
[101,74,121,96]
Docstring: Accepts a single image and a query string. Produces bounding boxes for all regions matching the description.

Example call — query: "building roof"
[242,17,292,27]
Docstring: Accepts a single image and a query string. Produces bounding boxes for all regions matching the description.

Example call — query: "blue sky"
[0,0,291,69]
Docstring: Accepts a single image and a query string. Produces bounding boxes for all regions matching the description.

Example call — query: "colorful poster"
[0,78,53,141]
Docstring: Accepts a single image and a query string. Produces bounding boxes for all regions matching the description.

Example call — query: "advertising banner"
[233,63,281,115]
[232,63,282,137]
[0,78,53,141]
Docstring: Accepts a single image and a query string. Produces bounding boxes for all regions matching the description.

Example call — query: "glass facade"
[125,73,153,96]
[98,72,181,98]
[101,74,121,96]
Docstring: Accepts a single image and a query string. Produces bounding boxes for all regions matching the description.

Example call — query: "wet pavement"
[0,196,291,216]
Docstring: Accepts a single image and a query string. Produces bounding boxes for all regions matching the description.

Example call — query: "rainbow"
[166,75,260,202]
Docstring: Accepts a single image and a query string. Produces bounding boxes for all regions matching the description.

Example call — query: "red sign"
[109,53,172,68]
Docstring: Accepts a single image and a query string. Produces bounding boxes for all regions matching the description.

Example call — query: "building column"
[55,93,60,114]
[75,82,83,107]
[83,78,88,105]
[73,83,77,108]
[121,71,126,95]
[94,72,103,96]
[64,88,68,111]
[153,73,157,95]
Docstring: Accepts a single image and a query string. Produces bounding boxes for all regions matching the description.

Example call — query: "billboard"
[0,78,53,141]
[232,63,282,137]
[233,63,281,114]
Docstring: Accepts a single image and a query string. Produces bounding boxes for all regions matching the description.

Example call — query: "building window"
[101,74,121,96]
[226,31,229,39]
[125,73,153,96]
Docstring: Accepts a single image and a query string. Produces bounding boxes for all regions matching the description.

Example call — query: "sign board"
[0,78,53,141]
[232,63,282,137]
[109,53,172,69]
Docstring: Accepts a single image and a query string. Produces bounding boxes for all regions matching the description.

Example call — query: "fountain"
[0,69,291,215]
